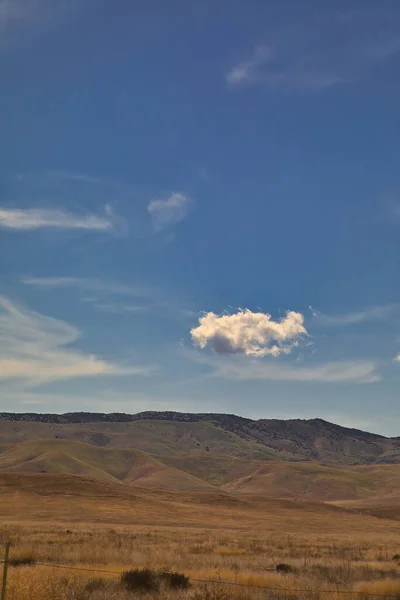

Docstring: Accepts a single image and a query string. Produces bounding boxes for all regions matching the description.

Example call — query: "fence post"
[1,541,10,600]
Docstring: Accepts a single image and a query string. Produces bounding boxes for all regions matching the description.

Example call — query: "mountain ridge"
[0,412,399,467]
[0,411,392,439]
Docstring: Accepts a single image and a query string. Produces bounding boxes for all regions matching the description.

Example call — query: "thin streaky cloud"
[226,44,344,90]
[93,302,149,314]
[186,350,379,384]
[22,276,194,321]
[361,36,400,62]
[310,304,398,326]
[226,24,400,91]
[0,0,85,51]
[0,206,120,232]
[0,295,154,385]
[213,359,380,384]
[22,276,154,298]
[226,45,273,85]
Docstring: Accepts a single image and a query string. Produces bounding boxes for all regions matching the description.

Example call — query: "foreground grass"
[1,525,400,599]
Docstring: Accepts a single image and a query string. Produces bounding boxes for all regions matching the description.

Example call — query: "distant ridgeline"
[0,411,399,470]
[0,410,395,441]
[0,411,251,425]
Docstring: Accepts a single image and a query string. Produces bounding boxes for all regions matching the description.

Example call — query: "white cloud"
[191,309,307,357]
[147,193,192,232]
[212,359,380,384]
[0,296,153,385]
[0,205,120,232]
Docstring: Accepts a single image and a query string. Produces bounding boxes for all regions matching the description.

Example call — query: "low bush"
[276,563,293,574]
[8,556,36,567]
[121,568,159,592]
[159,570,190,589]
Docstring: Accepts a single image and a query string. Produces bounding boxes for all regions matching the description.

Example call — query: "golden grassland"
[0,473,400,599]
[2,524,400,600]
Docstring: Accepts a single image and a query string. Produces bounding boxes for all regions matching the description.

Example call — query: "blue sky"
[1,0,400,435]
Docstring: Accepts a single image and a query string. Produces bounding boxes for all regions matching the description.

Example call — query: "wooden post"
[1,541,10,600]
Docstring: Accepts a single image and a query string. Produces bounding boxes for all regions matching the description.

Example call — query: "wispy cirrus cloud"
[0,0,84,50]
[22,276,153,297]
[186,350,379,384]
[212,358,380,384]
[226,11,400,91]
[226,43,346,90]
[191,309,307,357]
[0,205,123,233]
[92,302,149,315]
[309,304,398,326]
[22,276,195,320]
[147,193,193,232]
[226,45,274,85]
[0,296,154,385]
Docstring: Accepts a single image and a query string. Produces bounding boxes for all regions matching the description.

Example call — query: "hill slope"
[1,437,400,505]
[0,413,399,505]
[0,438,218,491]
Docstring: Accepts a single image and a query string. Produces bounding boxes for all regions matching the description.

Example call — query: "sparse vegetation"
[2,525,400,600]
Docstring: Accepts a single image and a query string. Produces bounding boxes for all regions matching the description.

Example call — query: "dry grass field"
[2,523,400,600]
[0,472,400,599]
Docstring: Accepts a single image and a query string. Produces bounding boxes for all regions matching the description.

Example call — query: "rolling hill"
[0,412,399,510]
[1,471,399,534]
[0,438,217,491]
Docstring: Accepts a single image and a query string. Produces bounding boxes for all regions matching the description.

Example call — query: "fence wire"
[1,559,399,598]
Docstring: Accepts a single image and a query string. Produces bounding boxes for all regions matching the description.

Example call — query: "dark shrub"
[9,556,36,567]
[276,563,293,574]
[121,568,159,591]
[392,554,400,561]
[160,570,190,589]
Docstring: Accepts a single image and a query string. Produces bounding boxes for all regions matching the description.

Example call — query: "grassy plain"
[0,472,400,599]
[2,523,400,600]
